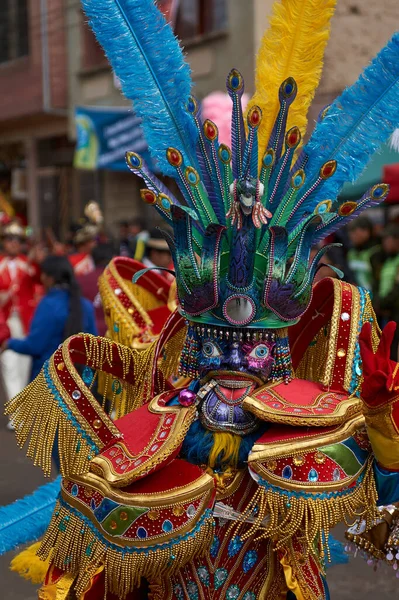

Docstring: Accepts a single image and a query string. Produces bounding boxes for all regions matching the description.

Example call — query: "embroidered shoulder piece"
[291,277,379,395]
[90,390,197,487]
[99,256,172,348]
[243,378,362,426]
[225,416,378,561]
[38,460,215,598]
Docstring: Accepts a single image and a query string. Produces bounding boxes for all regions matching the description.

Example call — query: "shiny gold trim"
[213,469,246,501]
[323,278,342,388]
[73,469,214,506]
[90,392,197,487]
[39,500,214,598]
[108,259,155,328]
[344,285,361,390]
[243,382,362,427]
[250,458,367,492]
[59,344,120,442]
[61,481,214,548]
[249,414,365,461]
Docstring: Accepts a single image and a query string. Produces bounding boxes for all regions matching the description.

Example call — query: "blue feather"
[326,534,349,568]
[81,0,198,176]
[299,32,399,213]
[0,477,61,555]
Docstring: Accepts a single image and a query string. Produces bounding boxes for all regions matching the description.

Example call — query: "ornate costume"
[4,0,399,598]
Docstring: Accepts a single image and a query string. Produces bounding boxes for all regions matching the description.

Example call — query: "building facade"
[0,0,71,237]
[0,0,397,238]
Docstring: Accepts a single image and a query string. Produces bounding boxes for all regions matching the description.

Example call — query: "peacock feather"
[82,0,398,330]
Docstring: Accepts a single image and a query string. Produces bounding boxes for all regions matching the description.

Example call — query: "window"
[0,0,29,64]
[158,0,227,40]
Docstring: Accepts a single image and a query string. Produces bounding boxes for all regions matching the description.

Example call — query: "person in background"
[373,224,399,359]
[143,228,173,277]
[129,217,149,261]
[118,221,132,257]
[2,255,97,382]
[69,225,97,276]
[346,216,380,290]
[77,244,114,337]
[0,222,41,409]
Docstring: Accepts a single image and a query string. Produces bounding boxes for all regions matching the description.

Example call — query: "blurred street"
[0,395,397,599]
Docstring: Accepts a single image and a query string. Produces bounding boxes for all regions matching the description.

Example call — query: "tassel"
[38,501,214,599]
[228,459,378,562]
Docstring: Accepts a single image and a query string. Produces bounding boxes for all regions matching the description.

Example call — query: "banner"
[74,106,149,171]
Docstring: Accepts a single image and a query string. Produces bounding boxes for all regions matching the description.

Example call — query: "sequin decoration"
[226,584,240,599]
[214,568,228,589]
[82,366,94,386]
[186,580,199,600]
[136,527,148,539]
[228,536,243,557]
[210,535,220,558]
[333,468,341,481]
[196,565,210,585]
[282,465,293,479]
[173,584,184,600]
[162,520,173,533]
[243,550,258,573]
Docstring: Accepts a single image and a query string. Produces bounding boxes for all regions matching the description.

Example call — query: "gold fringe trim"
[227,459,378,561]
[38,501,214,599]
[10,542,51,584]
[5,370,96,478]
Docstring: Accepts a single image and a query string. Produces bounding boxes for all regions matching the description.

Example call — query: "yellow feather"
[208,432,241,469]
[248,0,336,162]
[10,542,50,584]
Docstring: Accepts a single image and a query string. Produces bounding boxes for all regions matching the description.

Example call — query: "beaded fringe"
[38,501,214,599]
[5,371,94,478]
[228,459,378,561]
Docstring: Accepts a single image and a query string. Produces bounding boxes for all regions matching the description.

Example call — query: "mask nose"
[221,342,243,370]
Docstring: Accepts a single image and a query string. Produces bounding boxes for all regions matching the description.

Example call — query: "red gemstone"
[170,151,179,164]
[251,110,260,125]
[206,123,216,138]
[288,131,299,146]
[145,192,155,203]
[321,161,336,178]
[340,203,354,215]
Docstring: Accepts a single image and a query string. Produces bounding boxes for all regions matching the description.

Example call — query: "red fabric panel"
[123,459,205,494]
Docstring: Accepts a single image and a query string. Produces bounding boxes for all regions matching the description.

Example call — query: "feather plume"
[81,0,197,176]
[303,32,399,201]
[0,477,60,555]
[390,128,399,152]
[248,0,336,160]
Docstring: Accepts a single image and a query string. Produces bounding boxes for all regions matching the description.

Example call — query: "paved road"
[0,410,397,599]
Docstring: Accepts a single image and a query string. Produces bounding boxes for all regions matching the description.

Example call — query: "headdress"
[82,0,399,332]
[2,220,25,239]
[73,201,103,245]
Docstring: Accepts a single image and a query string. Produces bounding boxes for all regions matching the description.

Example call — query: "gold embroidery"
[249,414,365,461]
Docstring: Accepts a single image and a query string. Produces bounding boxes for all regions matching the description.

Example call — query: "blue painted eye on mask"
[199,339,224,371]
